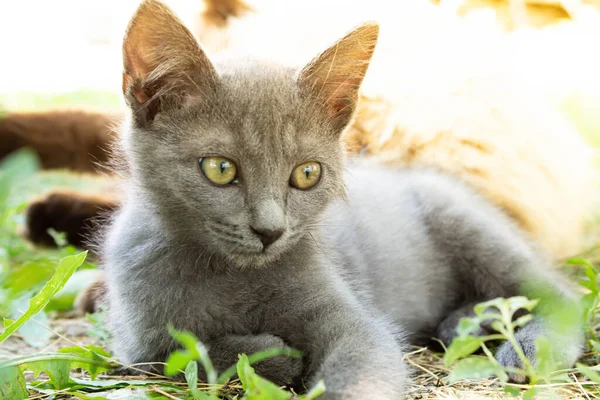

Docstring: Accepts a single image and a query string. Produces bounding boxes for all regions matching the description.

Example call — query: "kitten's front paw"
[240,335,303,386]
[494,338,534,383]
[495,319,541,383]
[208,334,304,387]
[111,363,165,377]
[495,320,583,383]
[253,353,303,387]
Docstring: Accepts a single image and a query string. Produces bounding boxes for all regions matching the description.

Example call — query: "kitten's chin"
[225,250,285,269]
[212,234,302,269]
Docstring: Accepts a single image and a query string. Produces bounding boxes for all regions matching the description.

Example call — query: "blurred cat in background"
[2,0,596,262]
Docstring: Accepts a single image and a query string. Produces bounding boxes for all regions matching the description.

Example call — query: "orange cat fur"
[191,0,597,260]
[10,0,598,262]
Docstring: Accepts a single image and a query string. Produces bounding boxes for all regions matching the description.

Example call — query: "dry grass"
[404,346,600,399]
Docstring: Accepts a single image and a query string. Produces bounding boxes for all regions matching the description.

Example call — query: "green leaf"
[534,337,555,380]
[522,387,539,400]
[512,314,533,329]
[47,269,103,312]
[2,261,56,301]
[504,386,521,397]
[165,351,191,377]
[185,361,198,393]
[26,359,71,389]
[0,252,88,344]
[474,298,506,315]
[63,391,109,400]
[168,327,200,359]
[444,336,485,367]
[66,377,184,391]
[581,292,599,320]
[506,297,539,314]
[166,325,216,386]
[57,345,113,379]
[549,372,572,383]
[577,261,599,294]
[0,149,39,210]
[547,391,566,400]
[58,344,112,358]
[456,317,481,337]
[0,351,115,390]
[476,313,503,323]
[17,310,53,348]
[589,340,600,354]
[566,257,593,266]
[185,361,212,400]
[447,356,508,383]
[0,365,28,399]
[529,284,583,338]
[302,380,326,400]
[218,346,303,384]
[47,228,68,247]
[579,280,597,292]
[86,311,109,343]
[475,297,538,317]
[567,258,597,289]
[490,321,504,332]
[577,363,600,384]
[236,354,291,400]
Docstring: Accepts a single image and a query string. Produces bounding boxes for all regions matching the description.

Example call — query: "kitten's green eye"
[290,162,322,190]
[199,157,238,185]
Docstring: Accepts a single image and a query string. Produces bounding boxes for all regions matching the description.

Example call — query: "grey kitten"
[103,1,583,398]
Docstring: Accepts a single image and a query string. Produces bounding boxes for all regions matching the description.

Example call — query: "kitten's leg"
[435,302,560,384]
[110,331,302,385]
[435,302,490,344]
[418,186,584,381]
[436,302,528,345]
[272,274,409,400]
[206,334,303,386]
[439,294,582,384]
[494,318,565,383]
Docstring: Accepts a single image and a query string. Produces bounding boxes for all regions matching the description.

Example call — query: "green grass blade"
[217,346,303,384]
[236,354,291,400]
[447,356,508,383]
[185,361,213,400]
[302,380,326,400]
[0,365,28,399]
[0,149,39,211]
[0,251,88,343]
[0,352,114,370]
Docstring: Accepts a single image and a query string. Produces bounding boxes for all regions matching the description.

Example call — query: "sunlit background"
[2,0,600,121]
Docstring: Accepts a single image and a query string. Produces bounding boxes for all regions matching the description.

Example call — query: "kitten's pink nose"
[251,226,283,248]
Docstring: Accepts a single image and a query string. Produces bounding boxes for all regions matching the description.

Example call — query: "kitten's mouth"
[227,242,288,268]
[205,223,292,267]
[232,245,275,257]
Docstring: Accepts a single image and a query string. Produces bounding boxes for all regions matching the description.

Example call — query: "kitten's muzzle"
[249,198,286,249]
[251,226,284,248]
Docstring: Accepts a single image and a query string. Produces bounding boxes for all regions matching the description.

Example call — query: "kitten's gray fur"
[104,1,583,398]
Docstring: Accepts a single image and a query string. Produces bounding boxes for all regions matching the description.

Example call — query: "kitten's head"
[121,0,378,268]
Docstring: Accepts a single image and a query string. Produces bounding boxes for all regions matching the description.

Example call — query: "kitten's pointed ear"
[122,0,218,125]
[298,22,379,132]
